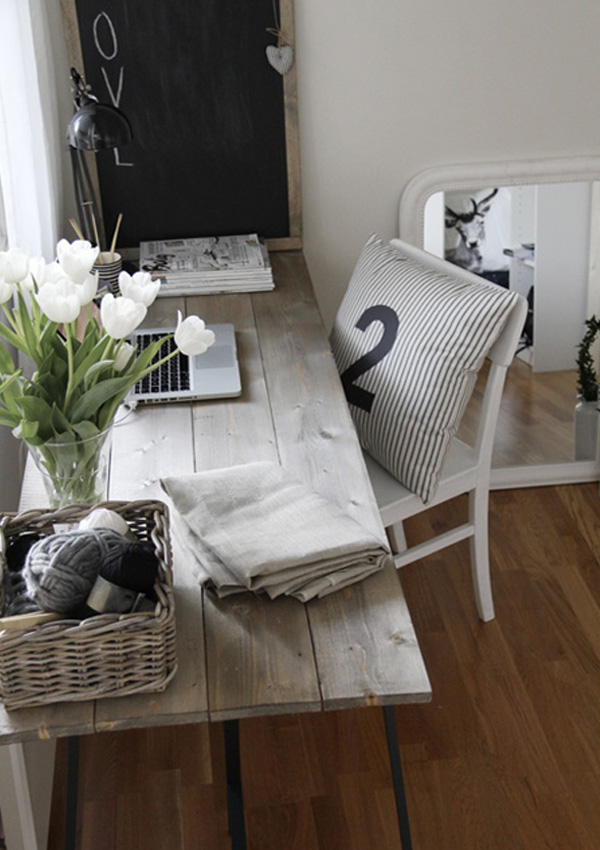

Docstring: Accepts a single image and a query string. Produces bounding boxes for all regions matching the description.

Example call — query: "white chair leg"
[468,488,495,622]
[387,521,408,557]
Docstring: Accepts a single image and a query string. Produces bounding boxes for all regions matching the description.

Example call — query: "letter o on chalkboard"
[93,13,118,62]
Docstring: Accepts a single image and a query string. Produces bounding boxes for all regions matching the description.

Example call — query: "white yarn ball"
[78,508,131,538]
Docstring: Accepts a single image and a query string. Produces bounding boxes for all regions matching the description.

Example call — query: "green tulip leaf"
[52,430,79,444]
[83,317,101,341]
[36,373,65,407]
[12,419,39,441]
[71,339,113,389]
[0,321,32,358]
[84,359,115,389]
[48,331,68,361]
[0,372,21,395]
[50,355,68,381]
[16,394,53,420]
[122,337,167,380]
[0,343,15,373]
[70,376,132,422]
[51,403,72,434]
[15,395,54,441]
[39,321,60,356]
[73,323,101,368]
[15,289,39,360]
[72,420,100,440]
[0,371,24,413]
[0,408,20,428]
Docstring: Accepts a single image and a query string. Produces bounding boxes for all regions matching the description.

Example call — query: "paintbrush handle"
[109,213,123,262]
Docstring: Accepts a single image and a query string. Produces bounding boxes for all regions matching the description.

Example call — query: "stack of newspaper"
[139,233,274,296]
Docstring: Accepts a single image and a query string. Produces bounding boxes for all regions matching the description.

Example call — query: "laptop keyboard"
[133,333,191,395]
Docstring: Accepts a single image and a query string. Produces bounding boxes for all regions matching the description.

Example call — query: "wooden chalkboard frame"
[59,0,302,253]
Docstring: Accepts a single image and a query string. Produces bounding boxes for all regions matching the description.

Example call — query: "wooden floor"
[460,359,579,468]
[47,481,600,850]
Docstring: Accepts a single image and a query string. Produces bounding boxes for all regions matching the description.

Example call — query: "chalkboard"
[62,0,301,251]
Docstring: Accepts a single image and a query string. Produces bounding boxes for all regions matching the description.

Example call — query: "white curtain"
[0,0,65,259]
[0,0,68,508]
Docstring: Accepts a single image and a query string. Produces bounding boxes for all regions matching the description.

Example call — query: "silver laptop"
[129,323,242,404]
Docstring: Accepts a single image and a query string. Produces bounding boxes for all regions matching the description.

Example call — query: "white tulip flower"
[77,271,99,306]
[0,248,30,285]
[56,239,98,284]
[35,278,82,323]
[113,340,136,371]
[118,270,161,307]
[43,261,72,284]
[41,262,96,305]
[0,281,15,304]
[174,310,215,356]
[100,293,147,339]
[21,256,46,291]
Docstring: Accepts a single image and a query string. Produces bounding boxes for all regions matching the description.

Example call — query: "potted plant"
[0,239,215,507]
[574,315,600,460]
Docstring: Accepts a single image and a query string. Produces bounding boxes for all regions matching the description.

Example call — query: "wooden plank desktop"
[0,251,431,848]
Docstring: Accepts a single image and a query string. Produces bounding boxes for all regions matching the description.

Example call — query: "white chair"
[364,240,527,622]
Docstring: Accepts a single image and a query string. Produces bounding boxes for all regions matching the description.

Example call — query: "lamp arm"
[70,147,102,246]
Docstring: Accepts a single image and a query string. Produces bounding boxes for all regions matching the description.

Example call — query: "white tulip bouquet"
[0,239,215,506]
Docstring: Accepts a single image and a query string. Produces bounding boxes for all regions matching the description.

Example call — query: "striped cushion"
[330,235,519,502]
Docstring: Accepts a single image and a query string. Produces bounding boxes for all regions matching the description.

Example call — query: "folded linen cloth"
[161,461,390,602]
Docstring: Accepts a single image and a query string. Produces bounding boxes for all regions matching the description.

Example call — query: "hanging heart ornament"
[266,44,294,75]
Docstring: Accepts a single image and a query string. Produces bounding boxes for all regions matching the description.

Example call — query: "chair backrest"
[389,239,528,469]
[389,239,527,365]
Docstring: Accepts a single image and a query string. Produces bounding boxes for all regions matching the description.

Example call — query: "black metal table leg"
[382,705,413,850]
[224,720,248,850]
[64,736,79,850]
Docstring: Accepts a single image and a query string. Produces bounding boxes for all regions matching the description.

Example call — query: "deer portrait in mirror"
[444,188,500,273]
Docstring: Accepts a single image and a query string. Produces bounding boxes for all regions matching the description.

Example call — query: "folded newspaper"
[139,233,274,295]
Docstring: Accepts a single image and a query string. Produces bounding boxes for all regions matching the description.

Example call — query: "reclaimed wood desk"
[0,252,431,850]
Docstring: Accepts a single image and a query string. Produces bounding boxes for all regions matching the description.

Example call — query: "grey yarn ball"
[23,528,125,615]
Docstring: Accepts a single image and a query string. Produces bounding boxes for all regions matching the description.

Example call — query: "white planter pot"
[574,397,599,460]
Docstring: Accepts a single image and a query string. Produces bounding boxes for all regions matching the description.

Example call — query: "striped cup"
[93,252,122,296]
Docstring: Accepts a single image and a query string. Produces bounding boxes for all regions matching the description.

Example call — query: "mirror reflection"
[423,182,599,472]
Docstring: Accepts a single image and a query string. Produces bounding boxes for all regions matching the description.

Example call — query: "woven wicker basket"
[0,500,177,710]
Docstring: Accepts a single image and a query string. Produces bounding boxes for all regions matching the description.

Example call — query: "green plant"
[576,315,600,403]
[0,240,215,445]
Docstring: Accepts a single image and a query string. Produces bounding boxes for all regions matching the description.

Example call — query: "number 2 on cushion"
[340,305,399,412]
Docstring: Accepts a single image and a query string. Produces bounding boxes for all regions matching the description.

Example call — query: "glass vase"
[27,426,114,509]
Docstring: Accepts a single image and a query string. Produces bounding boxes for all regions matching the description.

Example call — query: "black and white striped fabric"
[330,235,520,502]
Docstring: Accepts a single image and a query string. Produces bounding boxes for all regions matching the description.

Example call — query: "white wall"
[294,0,600,329]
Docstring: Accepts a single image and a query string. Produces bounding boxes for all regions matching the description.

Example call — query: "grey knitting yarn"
[23,528,126,615]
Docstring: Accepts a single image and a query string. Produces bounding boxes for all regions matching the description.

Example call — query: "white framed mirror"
[399,156,600,489]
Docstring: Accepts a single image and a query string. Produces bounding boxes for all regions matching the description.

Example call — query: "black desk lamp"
[67,67,132,244]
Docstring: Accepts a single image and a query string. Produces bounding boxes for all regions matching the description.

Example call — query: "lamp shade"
[68,100,132,152]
